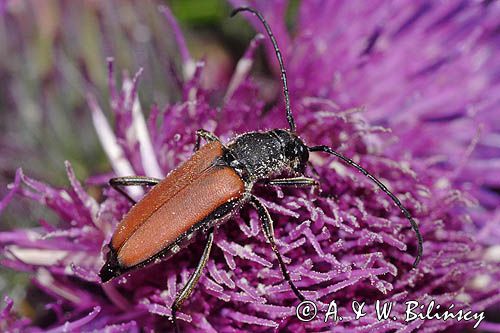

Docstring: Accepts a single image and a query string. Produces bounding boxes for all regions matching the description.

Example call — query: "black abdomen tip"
[99,247,122,283]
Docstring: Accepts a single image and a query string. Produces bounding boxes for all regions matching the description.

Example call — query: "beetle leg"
[260,177,319,187]
[194,129,220,152]
[249,196,305,302]
[171,228,215,333]
[109,176,161,204]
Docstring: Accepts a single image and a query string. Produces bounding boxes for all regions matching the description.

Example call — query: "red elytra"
[110,141,244,268]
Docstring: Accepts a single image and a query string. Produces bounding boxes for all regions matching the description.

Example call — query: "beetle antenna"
[231,6,296,132]
[308,145,423,267]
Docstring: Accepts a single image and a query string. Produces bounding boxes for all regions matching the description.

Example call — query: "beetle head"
[273,129,309,174]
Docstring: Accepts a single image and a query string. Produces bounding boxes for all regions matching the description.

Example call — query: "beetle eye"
[297,145,309,171]
[284,142,298,159]
[284,140,309,173]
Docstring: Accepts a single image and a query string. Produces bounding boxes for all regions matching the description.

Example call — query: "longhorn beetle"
[100,6,423,332]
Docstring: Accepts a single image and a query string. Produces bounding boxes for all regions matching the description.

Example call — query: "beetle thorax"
[225,130,309,182]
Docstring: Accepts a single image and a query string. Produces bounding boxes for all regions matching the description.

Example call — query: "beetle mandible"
[99,6,423,332]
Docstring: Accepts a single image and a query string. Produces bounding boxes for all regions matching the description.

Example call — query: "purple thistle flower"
[1,1,499,332]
